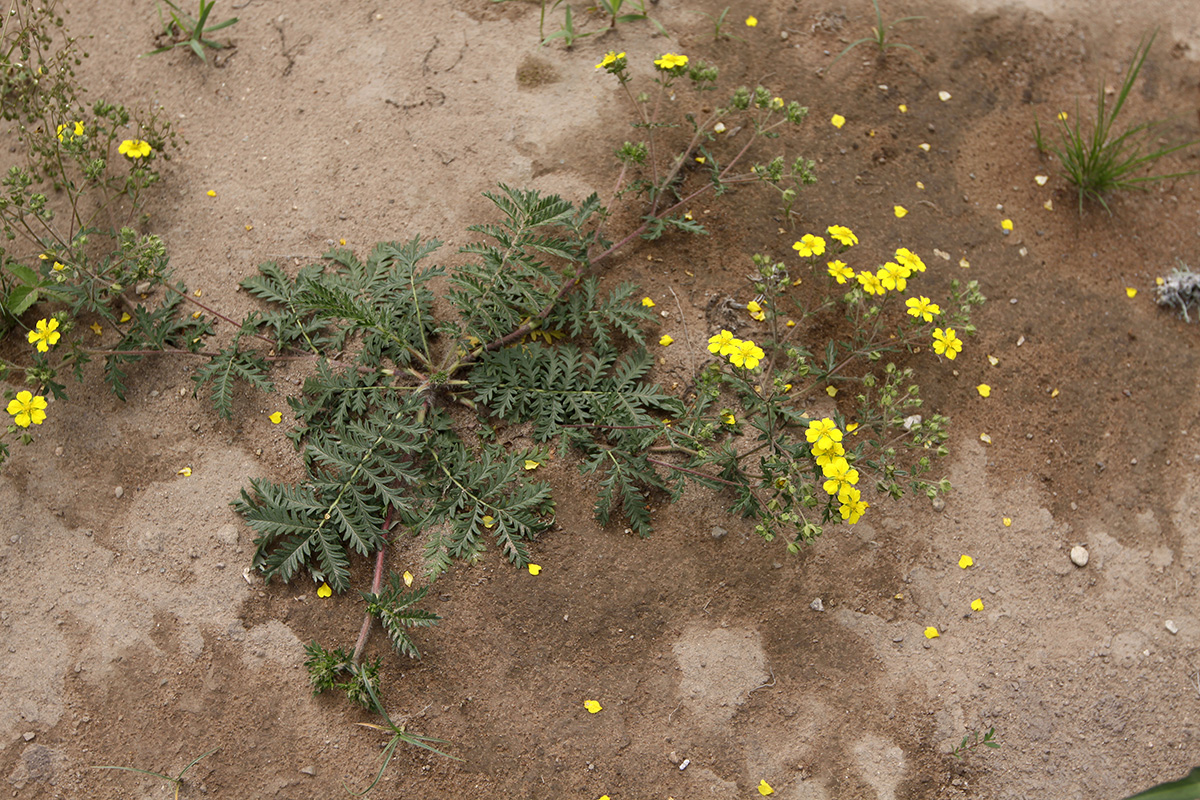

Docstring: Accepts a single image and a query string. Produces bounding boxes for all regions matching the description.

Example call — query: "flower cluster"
[708,330,764,370]
[805,418,867,523]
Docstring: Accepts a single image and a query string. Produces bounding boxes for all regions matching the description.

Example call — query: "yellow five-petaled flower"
[56,120,84,142]
[905,296,941,322]
[932,327,963,360]
[595,50,625,70]
[792,234,826,257]
[827,260,854,284]
[727,339,765,370]
[118,139,152,159]
[827,225,857,247]
[7,390,48,428]
[654,52,689,71]
[707,330,737,355]
[27,318,61,352]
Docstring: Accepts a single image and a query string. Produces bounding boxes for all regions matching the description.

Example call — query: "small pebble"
[114,486,124,499]
[54,446,63,457]
[810,598,825,612]
[1165,620,1179,635]
[23,732,35,742]
[1069,546,1089,567]
[134,281,152,295]
[931,496,945,512]
[299,765,317,776]
[892,635,904,643]
[710,525,728,540]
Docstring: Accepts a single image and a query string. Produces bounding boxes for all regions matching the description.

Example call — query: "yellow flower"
[971,598,984,612]
[822,459,859,496]
[727,339,765,370]
[118,139,152,159]
[707,330,738,355]
[177,466,192,477]
[905,296,941,322]
[7,390,48,427]
[893,205,908,218]
[838,487,867,523]
[932,327,962,360]
[826,225,857,246]
[746,300,766,321]
[53,261,67,272]
[659,334,674,346]
[1000,218,1013,231]
[857,270,886,296]
[771,96,784,109]
[815,442,846,470]
[976,384,991,397]
[758,779,775,795]
[27,318,61,352]
[1057,111,1068,121]
[654,52,689,71]
[877,263,907,292]
[894,247,926,273]
[56,120,84,141]
[792,234,826,257]
[721,411,736,425]
[827,260,854,284]
[528,563,542,575]
[830,113,846,129]
[924,626,940,639]
[642,296,656,307]
[403,570,414,586]
[524,459,540,470]
[584,700,603,713]
[958,554,973,569]
[317,582,332,598]
[595,50,625,69]
[806,418,842,451]
[482,515,495,528]
[745,15,758,26]
[269,411,283,424]
[1125,287,1137,298]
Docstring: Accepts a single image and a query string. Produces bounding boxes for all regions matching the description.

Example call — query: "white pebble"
[1069,546,1089,567]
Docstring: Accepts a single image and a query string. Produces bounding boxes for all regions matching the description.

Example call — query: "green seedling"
[145,0,238,63]
[92,747,219,800]
[1035,30,1199,213]
[951,726,999,759]
[833,0,923,65]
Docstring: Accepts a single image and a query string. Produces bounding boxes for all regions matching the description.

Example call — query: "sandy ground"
[2,0,1199,798]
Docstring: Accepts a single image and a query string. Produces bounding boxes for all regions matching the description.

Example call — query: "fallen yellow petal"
[403,570,414,586]
[831,113,846,129]
[482,515,495,528]
[758,779,775,796]
[1051,388,1059,398]
[206,189,216,197]
[245,223,254,231]
[1156,277,1164,286]
[642,296,656,307]
[317,582,332,598]
[528,563,542,575]
[1035,175,1049,186]
[339,238,347,246]
[90,322,103,335]
[987,355,999,366]
[959,554,974,569]
[976,384,991,397]
[919,142,931,151]
[1125,287,1137,298]
[744,15,757,26]
[924,626,940,639]
[695,156,706,164]
[979,433,992,444]
[269,411,283,424]
[898,103,908,113]
[584,700,602,714]
[826,386,837,397]
[119,312,131,323]
[959,258,970,268]
[1003,517,1012,527]
[971,598,984,612]
[524,459,540,470]
[916,181,925,189]
[938,91,952,101]
[177,466,192,477]
[659,334,674,346]
[1000,219,1013,231]
[894,205,908,218]
[1044,199,1054,211]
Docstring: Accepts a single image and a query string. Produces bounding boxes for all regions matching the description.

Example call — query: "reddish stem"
[352,509,393,666]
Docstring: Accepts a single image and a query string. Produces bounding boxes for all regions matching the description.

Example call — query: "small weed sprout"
[1035,30,1199,213]
[692,7,744,42]
[494,0,662,48]
[951,726,999,759]
[833,0,924,66]
[92,747,219,800]
[145,0,239,63]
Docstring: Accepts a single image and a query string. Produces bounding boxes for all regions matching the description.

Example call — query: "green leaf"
[1122,769,1200,800]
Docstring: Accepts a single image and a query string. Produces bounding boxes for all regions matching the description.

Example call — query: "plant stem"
[352,508,393,667]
